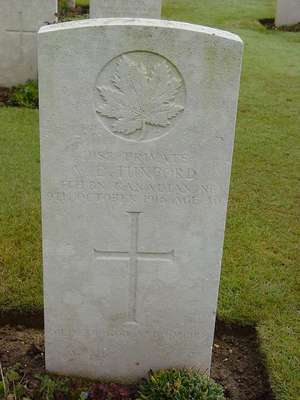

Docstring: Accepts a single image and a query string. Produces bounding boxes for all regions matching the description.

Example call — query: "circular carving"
[94,51,186,142]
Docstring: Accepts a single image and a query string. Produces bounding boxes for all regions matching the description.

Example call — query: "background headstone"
[39,18,243,380]
[276,0,300,26]
[0,0,57,87]
[90,0,161,18]
[66,0,76,9]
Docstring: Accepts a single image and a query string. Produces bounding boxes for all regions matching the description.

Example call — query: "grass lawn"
[0,0,299,399]
[77,0,89,6]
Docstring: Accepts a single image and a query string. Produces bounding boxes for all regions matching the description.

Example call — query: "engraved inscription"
[95,52,186,142]
[48,326,204,341]
[46,150,228,207]
[94,212,175,323]
[6,10,36,61]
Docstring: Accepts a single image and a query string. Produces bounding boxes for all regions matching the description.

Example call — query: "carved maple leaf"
[96,55,184,139]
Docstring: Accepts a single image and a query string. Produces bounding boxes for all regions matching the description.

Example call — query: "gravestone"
[66,0,76,9]
[90,0,161,18]
[38,18,243,380]
[276,0,300,26]
[0,0,57,87]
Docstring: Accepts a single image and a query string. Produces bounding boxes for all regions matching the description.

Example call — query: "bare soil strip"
[0,316,274,400]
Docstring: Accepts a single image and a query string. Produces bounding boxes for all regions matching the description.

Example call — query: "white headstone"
[0,0,57,87]
[66,0,76,9]
[276,0,300,26]
[39,18,243,380]
[90,0,161,18]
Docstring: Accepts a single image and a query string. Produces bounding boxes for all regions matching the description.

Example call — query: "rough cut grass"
[0,109,42,311]
[75,0,89,7]
[0,1,299,399]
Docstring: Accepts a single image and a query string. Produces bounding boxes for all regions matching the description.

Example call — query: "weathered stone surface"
[38,18,243,380]
[90,0,161,18]
[276,0,300,26]
[0,0,57,87]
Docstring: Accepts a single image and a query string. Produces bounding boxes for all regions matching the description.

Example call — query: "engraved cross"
[6,10,36,61]
[94,212,175,323]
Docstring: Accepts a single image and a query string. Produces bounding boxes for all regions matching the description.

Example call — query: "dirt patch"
[259,18,300,32]
[0,87,11,105]
[0,319,274,400]
[0,311,44,329]
[212,321,274,400]
[0,326,44,376]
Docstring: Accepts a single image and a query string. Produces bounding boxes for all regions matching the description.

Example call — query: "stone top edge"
[39,18,243,44]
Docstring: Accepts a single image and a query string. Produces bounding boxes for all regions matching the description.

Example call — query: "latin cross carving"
[94,212,175,323]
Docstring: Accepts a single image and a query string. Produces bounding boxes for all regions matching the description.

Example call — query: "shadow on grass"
[259,18,300,32]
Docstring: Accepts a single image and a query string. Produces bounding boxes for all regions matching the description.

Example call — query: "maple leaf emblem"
[96,55,184,140]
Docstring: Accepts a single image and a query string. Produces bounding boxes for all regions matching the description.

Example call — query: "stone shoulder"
[39,18,243,46]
